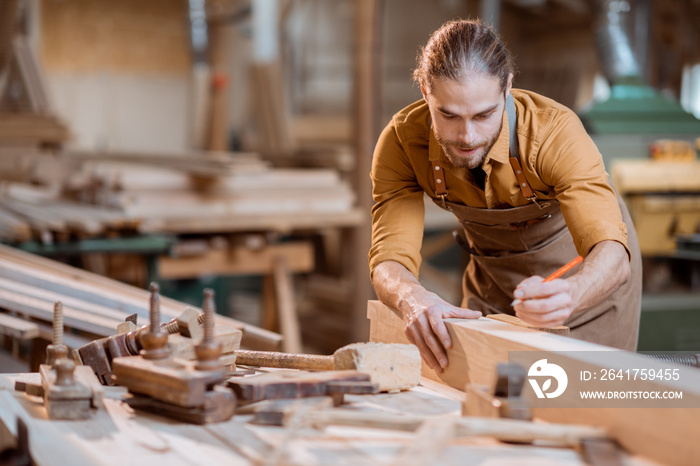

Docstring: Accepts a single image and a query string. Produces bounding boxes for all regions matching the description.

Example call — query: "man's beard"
[435,129,500,170]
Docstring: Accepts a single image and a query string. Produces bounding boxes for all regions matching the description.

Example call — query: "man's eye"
[441,113,456,120]
[475,113,493,121]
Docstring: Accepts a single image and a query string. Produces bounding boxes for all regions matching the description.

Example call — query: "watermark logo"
[528,358,568,399]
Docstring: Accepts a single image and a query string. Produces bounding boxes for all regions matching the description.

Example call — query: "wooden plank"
[0,113,70,145]
[626,194,700,254]
[0,255,156,321]
[158,241,314,280]
[47,201,138,231]
[0,242,203,318]
[611,160,700,194]
[251,62,296,156]
[0,287,118,336]
[0,198,68,232]
[0,244,282,350]
[0,206,33,242]
[349,0,382,343]
[272,256,302,354]
[61,149,265,177]
[0,275,132,326]
[0,312,39,340]
[367,300,700,466]
[291,115,351,144]
[114,186,355,219]
[138,208,364,235]
[12,36,51,113]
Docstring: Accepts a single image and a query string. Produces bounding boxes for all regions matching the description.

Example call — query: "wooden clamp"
[463,362,531,421]
[14,301,104,420]
[78,305,241,386]
[112,285,236,424]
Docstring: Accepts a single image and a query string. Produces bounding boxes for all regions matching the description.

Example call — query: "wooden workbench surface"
[0,373,659,466]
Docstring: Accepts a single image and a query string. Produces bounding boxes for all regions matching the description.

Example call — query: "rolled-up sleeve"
[369,121,426,279]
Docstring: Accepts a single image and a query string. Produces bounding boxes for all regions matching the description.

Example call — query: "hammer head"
[333,342,421,392]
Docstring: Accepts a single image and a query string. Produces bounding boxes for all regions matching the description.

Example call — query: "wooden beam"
[158,241,314,280]
[350,0,384,343]
[611,160,700,194]
[272,256,302,353]
[0,312,39,340]
[368,300,700,466]
[138,208,364,235]
[0,244,282,350]
[0,285,119,337]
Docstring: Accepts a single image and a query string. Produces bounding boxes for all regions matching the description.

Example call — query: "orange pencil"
[510,255,583,307]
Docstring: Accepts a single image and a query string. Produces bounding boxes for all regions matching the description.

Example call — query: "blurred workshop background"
[0,0,699,366]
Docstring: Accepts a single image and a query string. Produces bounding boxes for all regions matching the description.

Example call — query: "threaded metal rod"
[53,301,63,346]
[162,312,205,334]
[149,283,160,331]
[202,289,215,343]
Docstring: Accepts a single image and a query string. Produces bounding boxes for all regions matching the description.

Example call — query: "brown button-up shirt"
[369,88,629,279]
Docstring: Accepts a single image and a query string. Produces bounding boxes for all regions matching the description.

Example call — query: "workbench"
[0,373,656,465]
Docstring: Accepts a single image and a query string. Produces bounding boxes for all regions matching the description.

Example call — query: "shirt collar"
[488,107,510,164]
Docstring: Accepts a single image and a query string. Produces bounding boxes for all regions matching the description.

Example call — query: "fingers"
[513,275,544,299]
[517,307,571,327]
[513,277,567,302]
[428,306,481,351]
[404,317,444,372]
[401,298,482,372]
[427,314,452,355]
[514,290,573,327]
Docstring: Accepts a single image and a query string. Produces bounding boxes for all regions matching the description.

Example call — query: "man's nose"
[458,121,478,145]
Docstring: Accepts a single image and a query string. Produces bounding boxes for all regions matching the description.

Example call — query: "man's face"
[423,74,510,170]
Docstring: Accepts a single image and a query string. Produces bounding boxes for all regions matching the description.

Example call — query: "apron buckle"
[528,195,550,210]
[437,193,448,209]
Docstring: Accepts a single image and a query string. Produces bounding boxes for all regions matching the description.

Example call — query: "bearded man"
[369,19,641,372]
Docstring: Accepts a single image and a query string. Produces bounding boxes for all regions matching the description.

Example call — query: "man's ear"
[505,73,513,94]
[420,83,428,101]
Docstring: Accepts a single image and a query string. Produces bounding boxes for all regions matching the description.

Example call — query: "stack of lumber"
[60,149,266,179]
[0,181,137,243]
[0,243,281,350]
[0,148,358,241]
[68,156,354,220]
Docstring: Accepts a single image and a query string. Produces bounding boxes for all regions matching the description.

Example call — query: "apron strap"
[506,92,548,209]
[430,160,448,208]
[430,92,547,210]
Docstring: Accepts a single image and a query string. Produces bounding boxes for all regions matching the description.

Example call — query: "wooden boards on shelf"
[0,148,359,241]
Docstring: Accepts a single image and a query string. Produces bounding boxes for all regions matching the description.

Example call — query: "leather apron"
[429,94,642,350]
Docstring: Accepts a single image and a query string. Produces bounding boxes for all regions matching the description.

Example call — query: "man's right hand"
[399,290,482,373]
